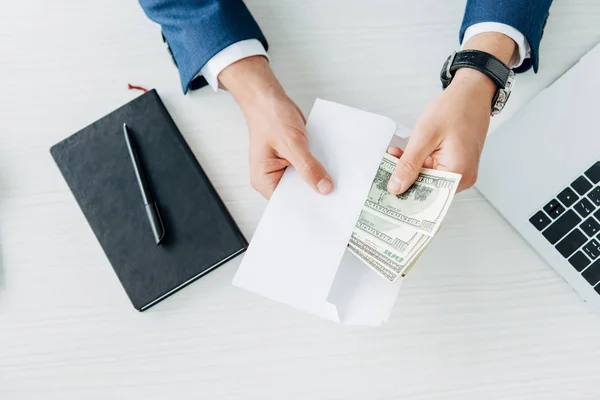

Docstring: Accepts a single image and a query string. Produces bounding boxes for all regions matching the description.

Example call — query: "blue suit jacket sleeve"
[138,0,268,93]
[460,0,553,73]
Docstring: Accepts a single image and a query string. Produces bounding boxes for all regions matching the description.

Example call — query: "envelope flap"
[233,99,397,320]
[327,251,403,326]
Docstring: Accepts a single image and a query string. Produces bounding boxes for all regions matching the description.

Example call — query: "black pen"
[123,123,165,245]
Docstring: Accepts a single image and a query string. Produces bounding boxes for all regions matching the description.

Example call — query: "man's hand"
[387,32,517,194]
[219,56,333,199]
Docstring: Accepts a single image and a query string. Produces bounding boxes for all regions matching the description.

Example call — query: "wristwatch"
[440,50,515,116]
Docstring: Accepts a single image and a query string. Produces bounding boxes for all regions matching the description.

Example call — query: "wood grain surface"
[1,0,600,398]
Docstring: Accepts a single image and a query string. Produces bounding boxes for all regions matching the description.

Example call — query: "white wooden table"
[2,1,600,398]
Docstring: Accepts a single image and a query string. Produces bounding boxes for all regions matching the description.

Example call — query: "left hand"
[386,31,516,195]
[386,68,494,194]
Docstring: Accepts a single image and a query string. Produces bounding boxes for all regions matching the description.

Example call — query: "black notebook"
[50,90,248,311]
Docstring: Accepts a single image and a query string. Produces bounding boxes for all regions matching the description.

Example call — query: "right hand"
[219,56,333,199]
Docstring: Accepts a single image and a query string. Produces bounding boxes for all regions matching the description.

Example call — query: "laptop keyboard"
[529,161,600,294]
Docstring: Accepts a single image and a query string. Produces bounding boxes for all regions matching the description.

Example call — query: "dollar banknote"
[362,153,461,235]
[349,233,432,281]
[349,234,405,274]
[396,236,433,277]
[348,152,461,282]
[347,244,399,282]
[353,210,423,261]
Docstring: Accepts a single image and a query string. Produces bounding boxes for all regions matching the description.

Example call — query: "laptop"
[476,42,600,310]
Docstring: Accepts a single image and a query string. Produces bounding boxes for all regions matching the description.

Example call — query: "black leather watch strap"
[441,50,511,90]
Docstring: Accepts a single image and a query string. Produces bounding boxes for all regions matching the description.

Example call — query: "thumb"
[387,135,434,195]
[286,140,333,195]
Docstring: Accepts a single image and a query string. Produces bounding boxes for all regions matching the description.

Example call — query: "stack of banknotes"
[348,153,461,282]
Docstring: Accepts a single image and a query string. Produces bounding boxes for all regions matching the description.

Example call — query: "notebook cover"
[50,90,248,311]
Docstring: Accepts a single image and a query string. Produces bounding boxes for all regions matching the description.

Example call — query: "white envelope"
[233,99,408,326]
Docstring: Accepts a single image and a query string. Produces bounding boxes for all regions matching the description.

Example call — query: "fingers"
[386,146,403,158]
[249,146,290,199]
[284,133,333,195]
[251,169,285,200]
[455,168,478,193]
[432,140,480,193]
[387,136,436,195]
[387,146,436,169]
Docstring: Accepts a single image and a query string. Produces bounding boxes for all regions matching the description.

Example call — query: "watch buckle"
[445,51,457,79]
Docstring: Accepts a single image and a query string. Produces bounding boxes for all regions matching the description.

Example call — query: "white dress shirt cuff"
[461,22,530,69]
[196,39,269,91]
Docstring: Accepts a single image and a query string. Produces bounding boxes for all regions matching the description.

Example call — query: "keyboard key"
[549,203,565,218]
[569,251,591,272]
[583,239,600,260]
[557,187,579,207]
[582,259,600,286]
[543,210,582,244]
[588,186,600,206]
[585,161,600,184]
[572,176,593,195]
[556,229,587,258]
[529,211,551,231]
[543,199,561,214]
[574,198,595,218]
[595,284,600,295]
[595,208,600,222]
[581,217,600,237]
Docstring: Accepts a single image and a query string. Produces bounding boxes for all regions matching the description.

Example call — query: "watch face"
[491,71,515,116]
[492,89,508,116]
